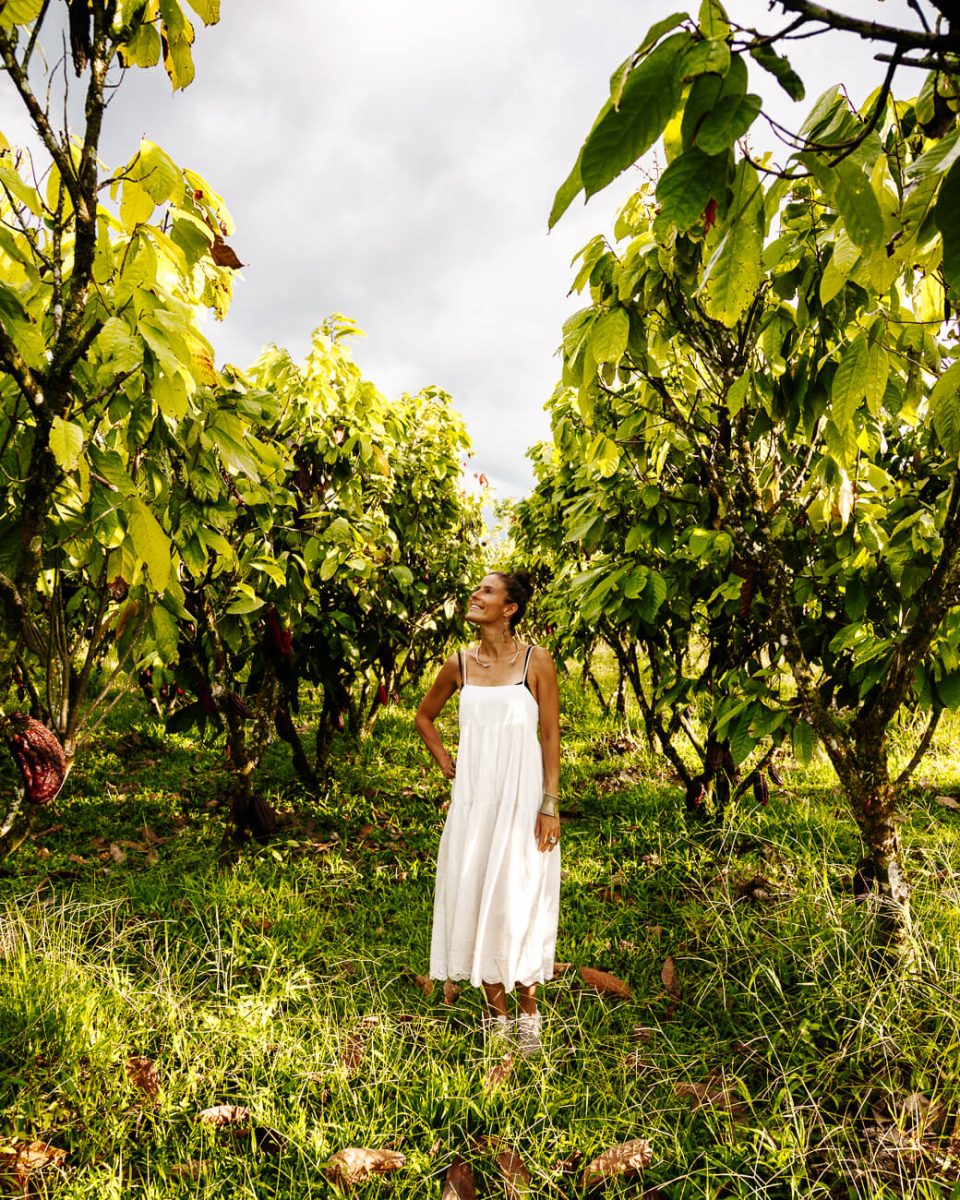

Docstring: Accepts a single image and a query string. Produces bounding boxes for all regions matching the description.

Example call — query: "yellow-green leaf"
[702,160,763,326]
[0,0,44,27]
[183,0,219,23]
[590,307,629,364]
[831,335,868,431]
[49,416,84,471]
[130,139,182,203]
[931,360,960,458]
[127,499,171,591]
[120,179,155,230]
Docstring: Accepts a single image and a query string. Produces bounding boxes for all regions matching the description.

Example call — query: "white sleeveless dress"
[429,646,561,991]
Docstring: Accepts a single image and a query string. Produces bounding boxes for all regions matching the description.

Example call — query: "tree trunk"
[850,767,915,963]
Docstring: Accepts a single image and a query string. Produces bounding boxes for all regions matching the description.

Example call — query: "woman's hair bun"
[511,568,533,600]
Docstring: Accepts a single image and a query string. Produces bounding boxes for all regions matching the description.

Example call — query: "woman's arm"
[414,654,461,779]
[531,647,561,852]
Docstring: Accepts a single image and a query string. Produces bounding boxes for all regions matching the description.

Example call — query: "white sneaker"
[484,1014,511,1052]
[515,1012,542,1058]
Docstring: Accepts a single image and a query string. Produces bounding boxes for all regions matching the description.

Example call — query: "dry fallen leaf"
[413,974,434,997]
[342,1033,364,1072]
[646,925,664,938]
[496,1146,531,1197]
[675,1078,747,1116]
[325,1146,405,1188]
[125,1055,160,1098]
[442,1154,477,1199]
[935,795,960,811]
[579,966,632,999]
[581,1138,653,1188]
[109,842,126,864]
[552,961,573,978]
[660,956,680,998]
[198,1104,251,1127]
[553,1149,583,1176]
[0,1140,68,1190]
[443,979,460,1006]
[483,1054,515,1090]
[67,854,87,865]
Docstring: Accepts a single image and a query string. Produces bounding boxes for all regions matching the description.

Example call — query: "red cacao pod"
[7,715,66,804]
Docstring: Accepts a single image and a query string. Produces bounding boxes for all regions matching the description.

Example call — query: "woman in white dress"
[415,570,561,1054]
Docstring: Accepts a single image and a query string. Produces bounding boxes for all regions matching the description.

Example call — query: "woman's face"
[466,574,513,626]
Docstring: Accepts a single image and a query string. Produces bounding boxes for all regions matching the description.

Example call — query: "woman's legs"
[482,980,509,1018]
[516,983,537,1016]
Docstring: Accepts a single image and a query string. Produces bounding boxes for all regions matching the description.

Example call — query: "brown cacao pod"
[7,715,66,804]
[226,691,254,718]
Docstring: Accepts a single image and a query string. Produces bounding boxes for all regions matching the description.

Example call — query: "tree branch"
[774,1,960,54]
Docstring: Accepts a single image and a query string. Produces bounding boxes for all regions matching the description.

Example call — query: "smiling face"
[466,574,517,629]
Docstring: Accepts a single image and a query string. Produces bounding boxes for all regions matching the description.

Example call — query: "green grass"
[2,684,960,1198]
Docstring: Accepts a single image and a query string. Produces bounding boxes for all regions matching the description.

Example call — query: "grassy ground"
[1,679,960,1198]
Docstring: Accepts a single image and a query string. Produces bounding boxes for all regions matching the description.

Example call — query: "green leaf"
[127,499,171,591]
[682,37,730,80]
[642,569,668,621]
[726,373,750,416]
[655,148,723,230]
[549,148,585,230]
[581,32,690,199]
[935,159,960,294]
[0,0,44,26]
[130,139,182,203]
[908,126,960,181]
[390,564,414,587]
[120,179,155,230]
[810,156,885,252]
[158,0,196,90]
[98,317,144,372]
[830,335,868,431]
[748,42,804,101]
[589,307,629,363]
[150,604,180,663]
[49,416,84,471]
[587,433,620,476]
[183,0,220,23]
[792,721,818,766]
[935,669,960,709]
[681,51,745,149]
[864,340,889,413]
[118,19,161,67]
[697,0,729,39]
[702,160,763,326]
[695,90,761,155]
[930,360,960,458]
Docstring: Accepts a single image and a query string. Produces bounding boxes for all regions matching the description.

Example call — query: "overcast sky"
[2,1,924,497]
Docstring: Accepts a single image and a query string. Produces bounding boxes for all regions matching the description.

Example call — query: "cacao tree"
[545,0,960,956]
[0,0,236,842]
[157,321,483,835]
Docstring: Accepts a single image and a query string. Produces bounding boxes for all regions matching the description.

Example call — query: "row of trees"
[513,0,960,956]
[0,0,484,845]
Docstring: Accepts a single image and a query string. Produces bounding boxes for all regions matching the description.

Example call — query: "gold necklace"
[474,639,521,669]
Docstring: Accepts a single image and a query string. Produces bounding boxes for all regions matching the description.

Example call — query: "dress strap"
[521,644,535,685]
[458,649,466,687]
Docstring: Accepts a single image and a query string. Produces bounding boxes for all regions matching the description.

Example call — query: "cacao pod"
[377,684,388,706]
[7,715,66,804]
[264,606,293,661]
[752,772,769,807]
[274,708,296,741]
[226,691,253,718]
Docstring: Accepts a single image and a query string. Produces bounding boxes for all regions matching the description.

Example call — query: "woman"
[415,570,561,1056]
